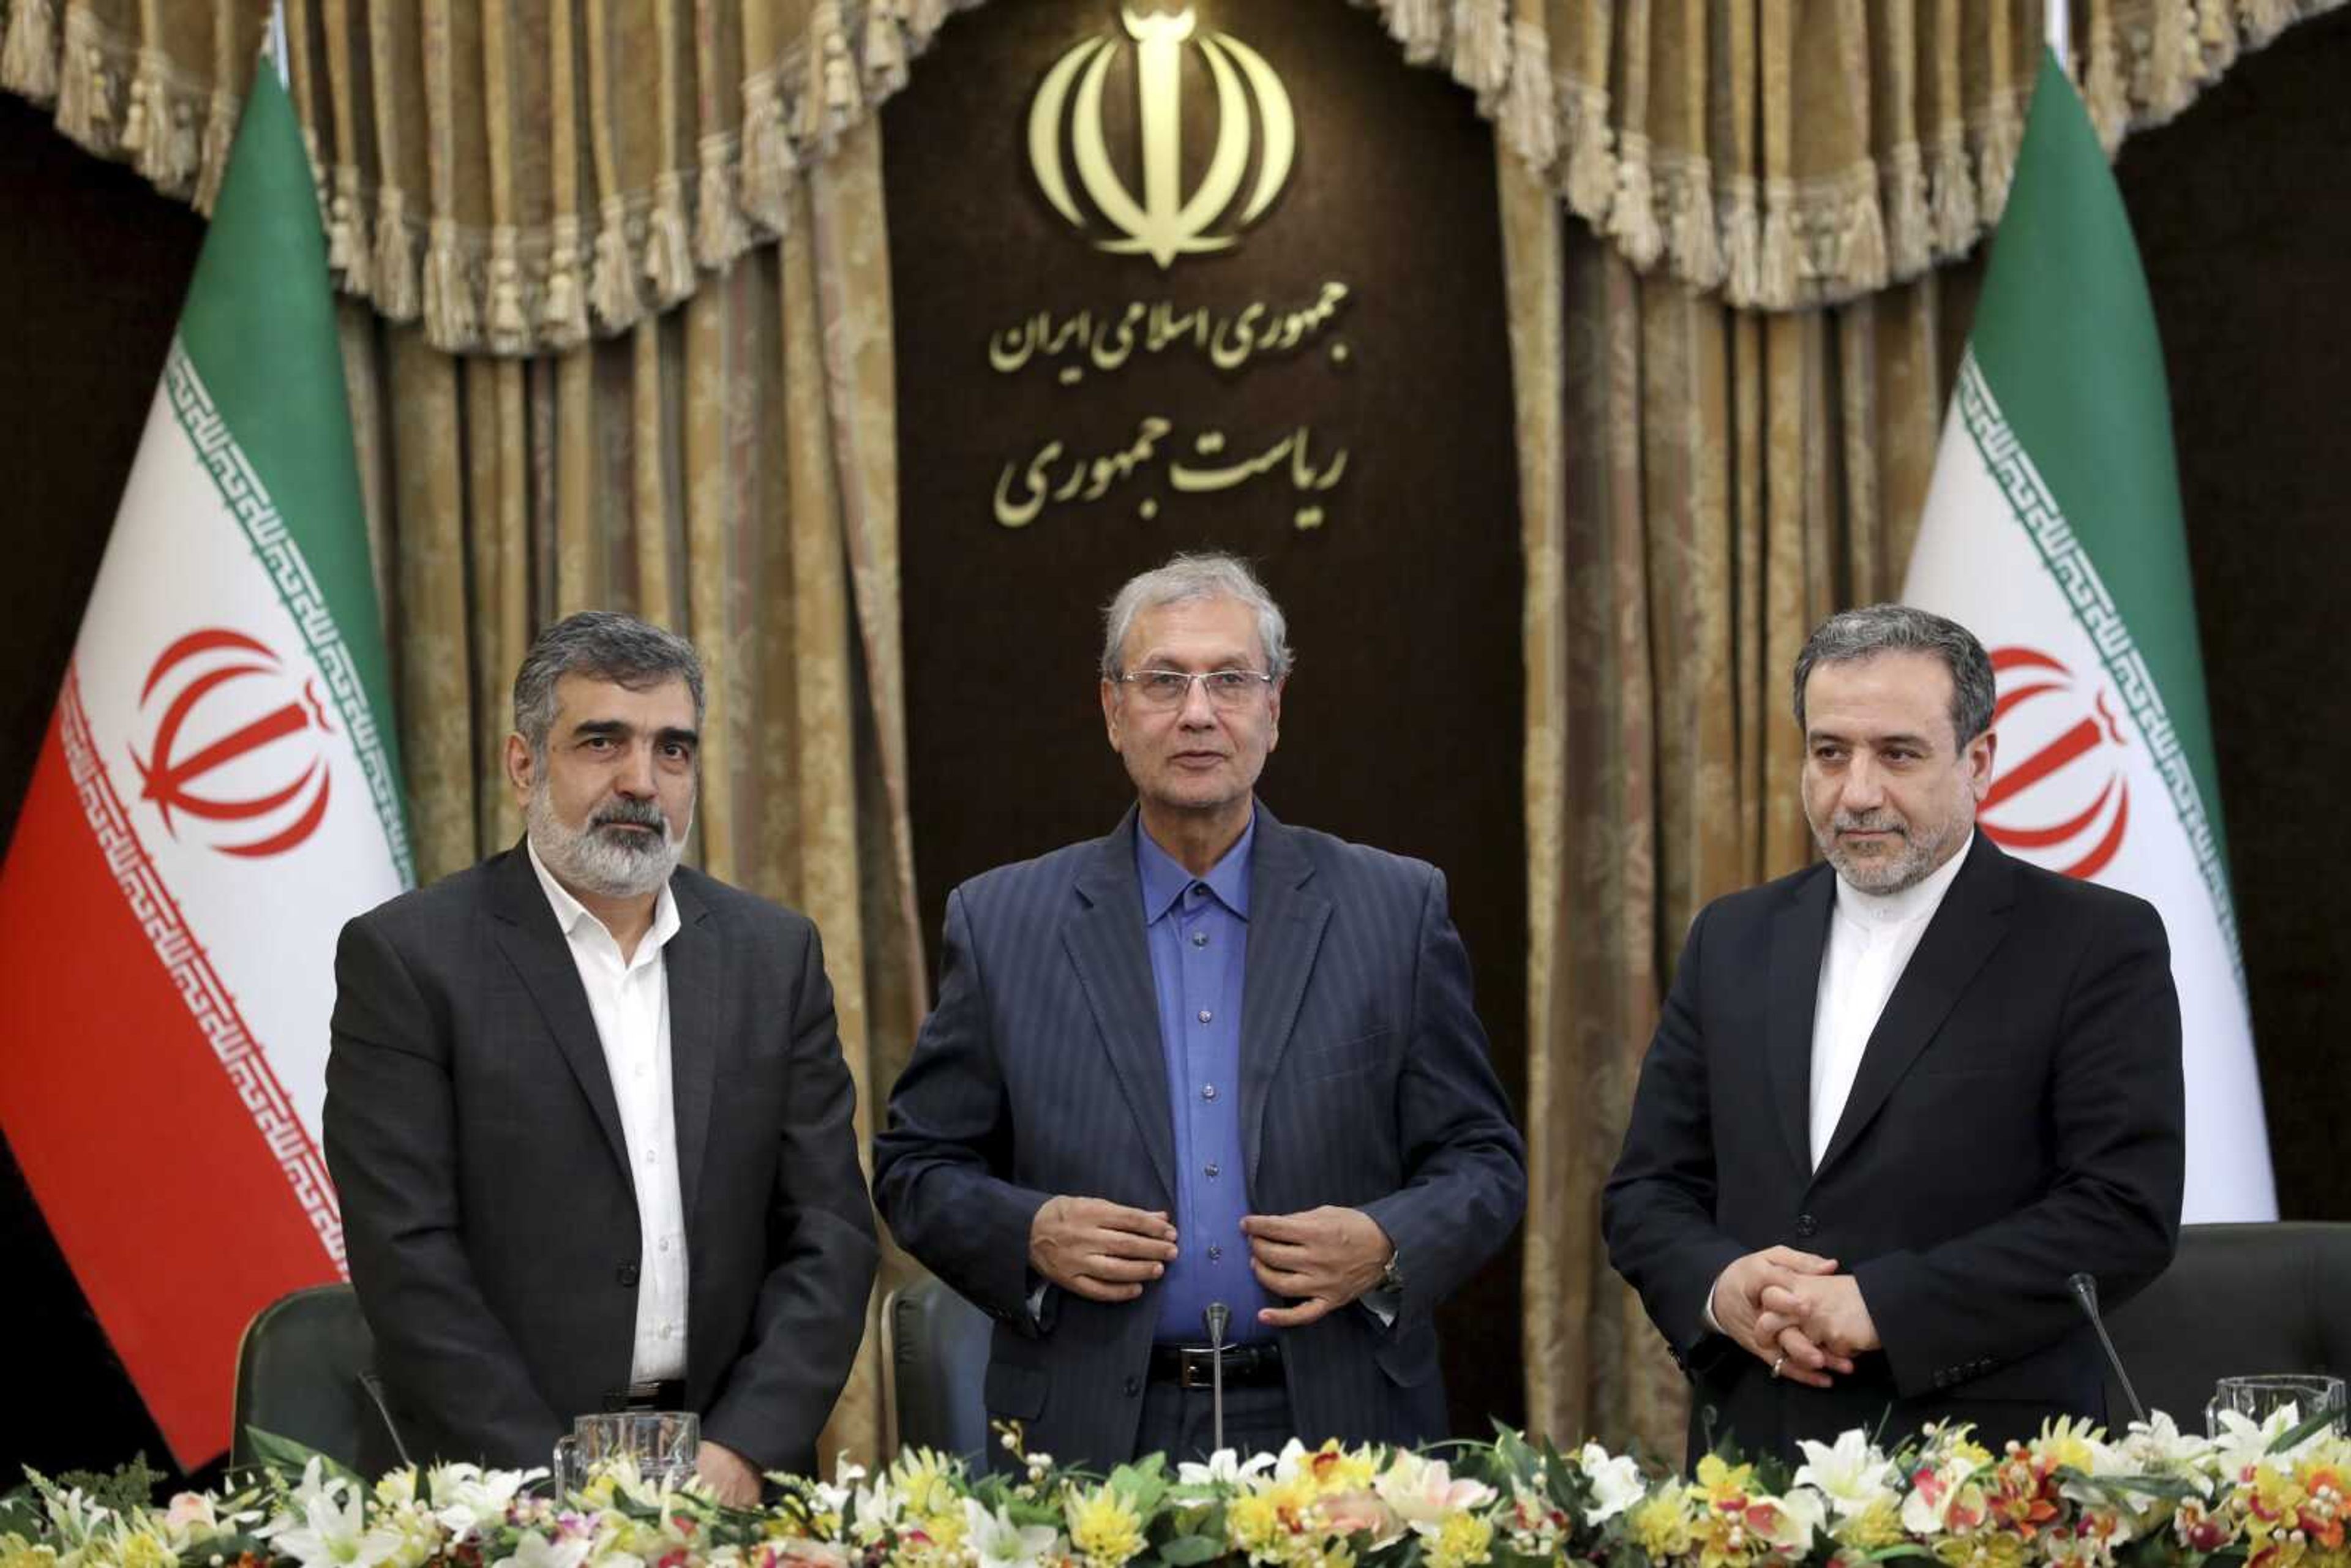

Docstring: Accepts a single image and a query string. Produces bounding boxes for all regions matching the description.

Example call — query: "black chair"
[882,1275,996,1462]
[230,1283,411,1475]
[2101,1221,2351,1428]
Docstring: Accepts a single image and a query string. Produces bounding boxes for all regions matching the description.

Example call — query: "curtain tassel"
[1386,0,1445,66]
[56,42,108,148]
[1560,88,1615,222]
[486,238,530,356]
[1448,0,1510,101]
[1975,115,2021,228]
[800,1,863,152]
[1758,183,1799,310]
[645,174,696,308]
[1884,147,1930,279]
[1665,167,1723,289]
[2085,4,2128,154]
[190,90,234,211]
[1497,21,1557,172]
[1720,184,1761,309]
[2240,0,2296,46]
[1837,183,1889,293]
[373,187,420,321]
[540,216,591,349]
[907,0,951,48]
[1,0,58,101]
[863,0,910,99]
[421,222,479,351]
[694,144,749,269]
[1603,146,1662,270]
[741,84,798,234]
[327,168,373,293]
[1927,131,1978,257]
[590,198,639,329]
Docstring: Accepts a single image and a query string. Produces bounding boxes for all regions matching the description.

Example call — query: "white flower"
[1374,1452,1498,1528]
[1575,1442,1647,1526]
[1791,1431,1900,1519]
[260,1466,407,1568]
[1270,1439,1314,1482]
[962,1499,1060,1568]
[1761,1487,1826,1555]
[1176,1449,1276,1489]
[427,1464,533,1539]
[2113,1411,2209,1477]
[493,1532,593,1568]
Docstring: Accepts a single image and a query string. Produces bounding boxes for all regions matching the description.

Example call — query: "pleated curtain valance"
[1,0,2339,351]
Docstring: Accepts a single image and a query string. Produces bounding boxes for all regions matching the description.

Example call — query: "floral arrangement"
[7,1405,2347,1568]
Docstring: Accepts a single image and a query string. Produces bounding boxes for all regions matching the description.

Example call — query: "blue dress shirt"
[1137,817,1275,1345]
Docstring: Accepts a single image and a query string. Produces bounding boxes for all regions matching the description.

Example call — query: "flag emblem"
[132,626,334,858]
[1981,646,2131,880]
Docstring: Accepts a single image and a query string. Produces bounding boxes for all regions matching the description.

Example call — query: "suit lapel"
[487,845,629,1177]
[1766,868,1833,1180]
[664,875,719,1225]
[1063,815,1177,1206]
[1815,835,2016,1178]
[1240,810,1330,1185]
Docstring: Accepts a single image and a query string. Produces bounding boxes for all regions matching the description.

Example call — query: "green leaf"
[243,1427,367,1488]
[1156,1532,1224,1565]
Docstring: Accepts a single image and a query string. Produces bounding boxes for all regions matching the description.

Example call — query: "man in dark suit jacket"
[326,612,876,1495]
[1604,604,2184,1465]
[873,553,1525,1472]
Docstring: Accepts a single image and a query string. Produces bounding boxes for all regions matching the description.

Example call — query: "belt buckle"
[1177,1346,1222,1390]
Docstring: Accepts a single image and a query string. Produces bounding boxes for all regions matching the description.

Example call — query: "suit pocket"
[1373,1322,1441,1389]
[984,1356,1048,1420]
[1293,1029,1393,1084]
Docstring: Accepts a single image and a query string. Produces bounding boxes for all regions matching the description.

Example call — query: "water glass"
[2206,1373,2347,1437]
[552,1409,700,1498]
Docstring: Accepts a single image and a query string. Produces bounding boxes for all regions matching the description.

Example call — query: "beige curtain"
[1500,141,1984,1456]
[1362,0,2342,307]
[335,121,926,1466]
[0,0,959,353]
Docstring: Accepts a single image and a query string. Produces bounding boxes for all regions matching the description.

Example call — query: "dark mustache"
[591,800,666,832]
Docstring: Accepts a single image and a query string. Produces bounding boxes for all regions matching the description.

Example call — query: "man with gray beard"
[326,612,876,1493]
[1603,604,2183,1464]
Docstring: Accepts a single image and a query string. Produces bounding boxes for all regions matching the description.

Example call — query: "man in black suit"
[326,612,877,1495]
[1604,604,2184,1463]
[874,552,1524,1472]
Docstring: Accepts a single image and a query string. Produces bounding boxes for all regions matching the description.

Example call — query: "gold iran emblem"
[1028,7,1296,269]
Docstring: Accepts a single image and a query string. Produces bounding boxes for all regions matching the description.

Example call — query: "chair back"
[231,1283,410,1474]
[882,1275,996,1462]
[2102,1221,2351,1429]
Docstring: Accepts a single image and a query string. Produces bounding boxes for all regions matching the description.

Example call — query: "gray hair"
[1793,604,1997,746]
[1099,552,1292,679]
[513,610,707,759]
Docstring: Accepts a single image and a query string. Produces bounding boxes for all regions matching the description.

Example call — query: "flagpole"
[2046,0,2071,72]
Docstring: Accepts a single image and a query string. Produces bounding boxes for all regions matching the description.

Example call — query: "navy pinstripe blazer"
[873,805,1526,1471]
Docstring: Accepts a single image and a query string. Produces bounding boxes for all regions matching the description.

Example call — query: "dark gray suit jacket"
[872,806,1526,1471]
[324,845,878,1474]
[1603,833,2184,1464]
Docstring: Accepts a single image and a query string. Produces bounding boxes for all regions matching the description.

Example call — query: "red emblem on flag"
[1981,647,2129,880]
[130,628,333,859]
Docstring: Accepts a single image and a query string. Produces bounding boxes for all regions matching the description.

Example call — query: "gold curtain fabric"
[335,121,926,1466]
[1365,0,2342,308]
[0,0,962,353]
[1498,142,1983,1455]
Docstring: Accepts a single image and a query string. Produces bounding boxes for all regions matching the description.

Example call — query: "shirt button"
[1192,931,1209,947]
[1204,1163,1220,1179]
[1197,1008,1213,1024]
[643,1148,658,1165]
[1201,1083,1218,1100]
[1207,1244,1223,1262]
[658,1237,673,1254]
[617,1263,640,1286]
[1123,1375,1141,1397]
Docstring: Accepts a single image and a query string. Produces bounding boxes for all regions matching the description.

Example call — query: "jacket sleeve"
[1354,868,1529,1329]
[871,887,1056,1323]
[700,924,880,1471]
[1852,897,2185,1397]
[1601,906,1749,1360]
[324,914,564,1467]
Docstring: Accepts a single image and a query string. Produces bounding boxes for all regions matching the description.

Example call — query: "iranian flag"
[1903,49,2274,1220]
[0,37,411,1463]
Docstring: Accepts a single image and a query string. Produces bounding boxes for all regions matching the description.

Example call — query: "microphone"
[2068,1271,2148,1425]
[1204,1303,1231,1454]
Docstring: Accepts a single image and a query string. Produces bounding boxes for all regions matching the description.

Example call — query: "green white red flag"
[1903,50,2274,1220]
[0,37,410,1463]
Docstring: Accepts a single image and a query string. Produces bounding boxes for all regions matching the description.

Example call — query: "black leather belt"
[1148,1342,1284,1390]
[602,1379,688,1411]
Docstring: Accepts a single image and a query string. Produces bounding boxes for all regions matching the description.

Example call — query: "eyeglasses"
[1114,668,1277,710]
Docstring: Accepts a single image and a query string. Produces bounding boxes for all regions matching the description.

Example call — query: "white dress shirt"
[1807,833,1973,1169]
[526,838,689,1382]
[1704,834,1972,1332]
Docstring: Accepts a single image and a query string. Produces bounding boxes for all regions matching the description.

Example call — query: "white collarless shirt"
[525,838,689,1382]
[1806,834,1973,1170]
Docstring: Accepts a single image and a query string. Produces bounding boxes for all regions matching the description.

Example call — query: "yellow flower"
[1423,1514,1493,1568]
[1931,1532,2029,1568]
[1835,1499,1908,1551]
[890,1450,962,1521]
[1630,1493,1695,1560]
[1295,1443,1378,1498]
[111,1530,178,1568]
[1695,1457,1757,1507]
[0,1539,58,1568]
[1066,1484,1146,1568]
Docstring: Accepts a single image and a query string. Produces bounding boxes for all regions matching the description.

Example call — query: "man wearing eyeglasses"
[875,552,1525,1472]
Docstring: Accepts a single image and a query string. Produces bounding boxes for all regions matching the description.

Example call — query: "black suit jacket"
[324,845,879,1473]
[1603,833,2184,1463]
[871,806,1526,1471]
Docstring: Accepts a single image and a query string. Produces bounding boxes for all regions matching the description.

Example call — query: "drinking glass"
[2205,1373,2347,1437]
[552,1409,700,1498]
